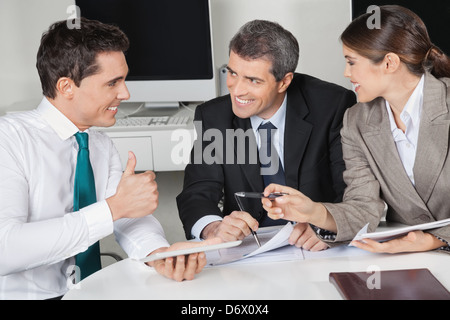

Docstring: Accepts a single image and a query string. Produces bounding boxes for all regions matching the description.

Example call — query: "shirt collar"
[37,97,80,140]
[250,93,287,130]
[386,74,424,133]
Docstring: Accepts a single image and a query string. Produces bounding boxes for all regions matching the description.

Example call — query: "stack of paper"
[206,223,304,265]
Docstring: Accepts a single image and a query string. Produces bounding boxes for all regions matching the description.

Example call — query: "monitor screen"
[76,0,217,107]
[352,0,450,56]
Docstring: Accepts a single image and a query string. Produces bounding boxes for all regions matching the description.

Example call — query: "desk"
[63,247,450,300]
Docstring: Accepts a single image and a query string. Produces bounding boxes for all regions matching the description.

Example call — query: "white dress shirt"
[0,98,169,299]
[385,75,424,185]
[191,94,288,239]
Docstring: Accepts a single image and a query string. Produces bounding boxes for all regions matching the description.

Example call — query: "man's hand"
[201,211,259,242]
[289,223,329,252]
[106,151,159,221]
[147,238,222,281]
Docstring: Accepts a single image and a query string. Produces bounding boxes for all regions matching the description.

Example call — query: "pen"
[234,193,262,247]
[250,227,262,248]
[234,192,289,199]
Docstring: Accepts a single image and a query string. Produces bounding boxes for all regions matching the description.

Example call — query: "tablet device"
[139,240,242,263]
[352,218,450,242]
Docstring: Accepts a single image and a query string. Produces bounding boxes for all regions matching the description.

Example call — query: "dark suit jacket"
[177,73,356,239]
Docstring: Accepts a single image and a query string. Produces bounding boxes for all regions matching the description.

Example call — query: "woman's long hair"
[341,5,450,78]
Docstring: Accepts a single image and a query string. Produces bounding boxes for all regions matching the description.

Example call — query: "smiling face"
[63,51,130,130]
[343,45,388,103]
[226,51,292,119]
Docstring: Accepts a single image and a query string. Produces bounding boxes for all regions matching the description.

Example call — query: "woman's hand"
[351,231,447,253]
[261,184,337,232]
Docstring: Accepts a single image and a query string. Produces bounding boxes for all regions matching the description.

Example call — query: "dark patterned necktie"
[258,121,286,186]
[258,122,286,226]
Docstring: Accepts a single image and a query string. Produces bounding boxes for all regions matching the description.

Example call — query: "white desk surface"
[63,245,450,300]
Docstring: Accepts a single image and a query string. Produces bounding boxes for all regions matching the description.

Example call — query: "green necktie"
[74,132,101,280]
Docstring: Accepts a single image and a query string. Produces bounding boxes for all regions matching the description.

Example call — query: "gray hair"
[229,20,299,81]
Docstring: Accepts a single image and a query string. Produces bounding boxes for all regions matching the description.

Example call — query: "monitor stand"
[129,102,180,117]
[144,102,179,108]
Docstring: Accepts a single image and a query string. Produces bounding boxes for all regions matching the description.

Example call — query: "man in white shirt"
[0,17,218,300]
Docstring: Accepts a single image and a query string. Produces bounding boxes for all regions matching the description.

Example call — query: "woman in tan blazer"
[262,5,450,254]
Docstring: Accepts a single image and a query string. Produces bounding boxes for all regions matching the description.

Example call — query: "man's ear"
[55,77,75,99]
[278,72,294,93]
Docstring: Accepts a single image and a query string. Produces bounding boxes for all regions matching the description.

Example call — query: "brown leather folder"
[329,268,450,300]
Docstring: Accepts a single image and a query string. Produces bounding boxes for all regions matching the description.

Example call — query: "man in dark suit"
[177,20,356,251]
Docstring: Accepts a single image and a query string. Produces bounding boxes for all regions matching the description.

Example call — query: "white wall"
[0,0,75,110]
[0,0,352,111]
[211,0,352,88]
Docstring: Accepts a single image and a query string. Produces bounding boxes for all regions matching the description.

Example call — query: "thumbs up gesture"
[122,150,138,176]
[107,151,159,221]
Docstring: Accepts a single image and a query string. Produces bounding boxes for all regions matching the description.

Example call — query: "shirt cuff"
[80,200,114,246]
[191,215,223,240]
[129,234,170,260]
[432,234,450,252]
[310,224,337,241]
[113,215,170,260]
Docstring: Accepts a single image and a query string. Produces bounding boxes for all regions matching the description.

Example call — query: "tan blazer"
[323,73,450,247]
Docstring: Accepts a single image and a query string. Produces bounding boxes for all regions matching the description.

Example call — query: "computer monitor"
[76,0,217,109]
[352,1,449,56]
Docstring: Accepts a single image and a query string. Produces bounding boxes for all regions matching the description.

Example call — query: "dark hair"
[340,5,450,78]
[36,17,129,99]
[229,20,299,81]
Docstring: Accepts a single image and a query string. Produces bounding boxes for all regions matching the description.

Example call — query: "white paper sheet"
[206,223,301,265]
